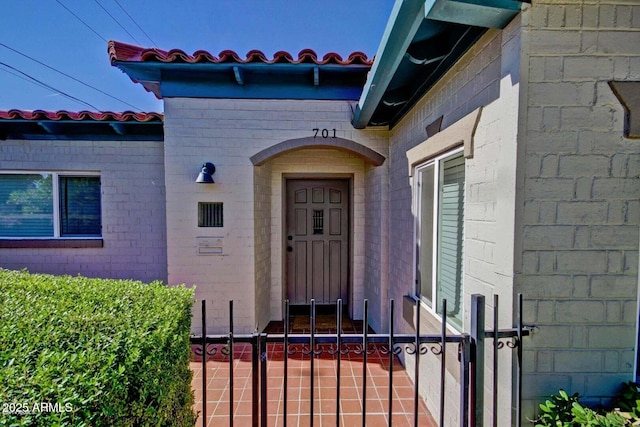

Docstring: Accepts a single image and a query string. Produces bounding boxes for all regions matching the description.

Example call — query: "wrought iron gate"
[190,294,530,427]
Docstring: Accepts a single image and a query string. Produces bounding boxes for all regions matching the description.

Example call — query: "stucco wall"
[388,15,523,425]
[163,98,387,334]
[0,139,167,282]
[517,0,640,413]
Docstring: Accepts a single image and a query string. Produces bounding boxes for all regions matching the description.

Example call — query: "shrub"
[613,382,640,425]
[0,269,196,426]
[535,387,638,427]
[536,389,581,426]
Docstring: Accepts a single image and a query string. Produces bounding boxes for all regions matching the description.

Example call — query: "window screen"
[415,150,465,329]
[417,164,435,304]
[0,173,101,238]
[0,174,54,237]
[59,176,101,236]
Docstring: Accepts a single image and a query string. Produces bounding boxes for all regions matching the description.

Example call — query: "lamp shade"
[196,162,216,183]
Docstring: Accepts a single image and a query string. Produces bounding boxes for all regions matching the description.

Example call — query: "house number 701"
[313,128,337,139]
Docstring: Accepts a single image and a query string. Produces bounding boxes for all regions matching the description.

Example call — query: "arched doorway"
[251,137,386,321]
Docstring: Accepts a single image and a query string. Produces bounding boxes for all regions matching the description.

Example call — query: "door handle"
[287,246,293,252]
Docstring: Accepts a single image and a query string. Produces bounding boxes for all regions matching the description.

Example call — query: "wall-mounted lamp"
[195,162,216,183]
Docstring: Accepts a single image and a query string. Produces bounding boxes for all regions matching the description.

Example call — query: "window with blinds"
[0,173,102,239]
[59,176,101,236]
[0,174,54,237]
[436,154,464,329]
[415,149,465,329]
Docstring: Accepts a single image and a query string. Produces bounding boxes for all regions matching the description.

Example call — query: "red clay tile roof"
[0,109,163,122]
[108,40,373,66]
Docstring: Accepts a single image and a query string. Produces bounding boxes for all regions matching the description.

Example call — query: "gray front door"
[286,179,349,305]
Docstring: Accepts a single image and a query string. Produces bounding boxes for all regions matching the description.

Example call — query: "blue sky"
[0,1,394,113]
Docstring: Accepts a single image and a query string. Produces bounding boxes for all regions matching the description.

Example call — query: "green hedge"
[0,269,196,426]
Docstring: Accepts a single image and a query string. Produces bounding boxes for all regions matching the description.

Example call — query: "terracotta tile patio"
[190,316,437,427]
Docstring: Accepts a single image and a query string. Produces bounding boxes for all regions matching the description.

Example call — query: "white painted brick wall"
[254,160,272,332]
[391,15,523,425]
[0,139,167,282]
[363,163,390,334]
[163,98,387,334]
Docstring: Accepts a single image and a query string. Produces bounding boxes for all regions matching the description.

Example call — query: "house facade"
[0,111,166,281]
[1,1,638,425]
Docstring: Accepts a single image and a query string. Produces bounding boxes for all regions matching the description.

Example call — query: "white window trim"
[0,170,101,239]
[406,107,481,178]
[413,147,465,330]
[408,108,481,331]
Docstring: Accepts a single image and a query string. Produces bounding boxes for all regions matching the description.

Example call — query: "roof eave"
[426,0,524,29]
[353,0,525,129]
[112,61,162,98]
[0,111,164,141]
[113,60,371,101]
[352,0,426,129]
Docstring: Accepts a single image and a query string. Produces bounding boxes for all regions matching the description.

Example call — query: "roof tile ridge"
[109,40,373,66]
[0,109,163,122]
[271,50,295,64]
[108,40,152,63]
[191,50,218,63]
[296,49,319,64]
[217,50,244,63]
[151,48,192,63]
[319,52,344,65]
[244,49,269,63]
[345,51,373,65]
[0,109,29,119]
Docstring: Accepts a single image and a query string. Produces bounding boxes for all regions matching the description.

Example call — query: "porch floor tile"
[190,342,437,427]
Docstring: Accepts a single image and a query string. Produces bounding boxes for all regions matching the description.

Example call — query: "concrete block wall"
[517,0,640,412]
[389,16,523,425]
[163,98,387,334]
[0,139,167,282]
[363,160,390,333]
[254,160,272,332]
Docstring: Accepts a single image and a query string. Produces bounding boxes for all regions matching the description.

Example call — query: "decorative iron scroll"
[189,337,524,359]
[221,343,231,356]
[429,343,444,356]
[497,336,520,350]
[353,343,378,356]
[192,343,229,360]
[404,342,431,356]
[299,344,323,356]
[327,344,351,356]
[192,342,462,359]
[378,345,403,356]
[277,343,453,357]
[286,343,380,356]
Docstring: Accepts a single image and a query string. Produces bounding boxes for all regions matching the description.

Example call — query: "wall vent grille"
[198,202,223,227]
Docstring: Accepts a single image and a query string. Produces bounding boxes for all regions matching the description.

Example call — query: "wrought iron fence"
[190,294,530,427]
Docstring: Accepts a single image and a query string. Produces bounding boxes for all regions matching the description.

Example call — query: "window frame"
[413,147,465,329]
[0,170,102,240]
